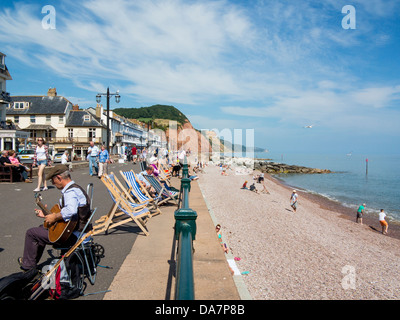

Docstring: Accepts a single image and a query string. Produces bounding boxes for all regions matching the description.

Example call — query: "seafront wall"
[217,156,332,174]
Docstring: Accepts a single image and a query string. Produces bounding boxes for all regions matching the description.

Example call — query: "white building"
[0,52,30,151]
[6,88,106,159]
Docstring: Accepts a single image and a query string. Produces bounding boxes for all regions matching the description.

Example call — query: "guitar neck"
[36,200,52,216]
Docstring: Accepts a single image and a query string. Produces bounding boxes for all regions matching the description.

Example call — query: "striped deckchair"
[143,174,179,205]
[94,173,151,236]
[120,170,162,215]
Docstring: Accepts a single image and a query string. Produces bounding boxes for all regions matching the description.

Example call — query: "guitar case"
[0,269,41,300]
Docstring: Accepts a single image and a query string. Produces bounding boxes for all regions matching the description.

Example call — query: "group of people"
[0,149,32,183]
[356,203,389,235]
[87,141,110,178]
[240,172,270,195]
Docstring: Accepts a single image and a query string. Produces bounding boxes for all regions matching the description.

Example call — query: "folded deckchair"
[94,174,151,236]
[119,170,162,216]
[143,174,179,205]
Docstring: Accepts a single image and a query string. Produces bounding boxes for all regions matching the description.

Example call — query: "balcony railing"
[174,157,197,300]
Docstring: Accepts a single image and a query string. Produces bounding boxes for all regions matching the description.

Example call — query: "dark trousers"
[22,225,77,270]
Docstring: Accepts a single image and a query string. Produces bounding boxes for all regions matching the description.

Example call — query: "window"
[46,115,51,123]
[30,115,36,123]
[68,129,73,138]
[58,115,64,123]
[14,102,25,109]
[84,114,90,122]
[14,116,19,124]
[88,128,96,139]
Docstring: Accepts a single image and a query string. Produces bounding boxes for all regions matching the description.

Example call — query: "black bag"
[0,268,40,300]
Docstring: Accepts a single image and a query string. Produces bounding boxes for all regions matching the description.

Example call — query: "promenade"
[103,163,247,300]
[0,161,249,301]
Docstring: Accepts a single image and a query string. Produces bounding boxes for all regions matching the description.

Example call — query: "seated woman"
[5,150,32,183]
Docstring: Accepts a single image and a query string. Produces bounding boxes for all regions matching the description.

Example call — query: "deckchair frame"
[143,174,179,205]
[94,174,151,236]
[119,170,162,216]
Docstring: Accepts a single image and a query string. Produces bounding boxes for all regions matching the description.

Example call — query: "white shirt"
[36,145,46,160]
[88,145,99,156]
[61,154,68,164]
[379,211,386,221]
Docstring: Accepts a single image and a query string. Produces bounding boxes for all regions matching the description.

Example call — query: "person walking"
[131,144,137,164]
[98,145,110,178]
[290,190,298,212]
[33,138,52,192]
[379,209,388,235]
[356,203,366,224]
[87,141,99,176]
[61,150,72,171]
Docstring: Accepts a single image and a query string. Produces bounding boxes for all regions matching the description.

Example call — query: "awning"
[24,124,57,131]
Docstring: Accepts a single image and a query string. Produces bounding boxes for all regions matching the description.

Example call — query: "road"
[0,161,143,300]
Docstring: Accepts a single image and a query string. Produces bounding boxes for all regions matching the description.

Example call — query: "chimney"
[72,104,80,111]
[47,87,57,97]
[96,103,103,118]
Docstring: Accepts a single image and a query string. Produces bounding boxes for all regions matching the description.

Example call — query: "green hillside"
[113,104,188,124]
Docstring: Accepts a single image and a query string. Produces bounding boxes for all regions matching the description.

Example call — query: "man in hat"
[18,165,92,271]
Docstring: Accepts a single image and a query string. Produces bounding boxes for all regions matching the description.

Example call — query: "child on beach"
[379,209,388,235]
[241,181,248,189]
[249,183,259,194]
[356,203,366,224]
[215,224,229,253]
[290,190,298,212]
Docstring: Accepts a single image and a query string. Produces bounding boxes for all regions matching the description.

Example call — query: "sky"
[1,0,399,156]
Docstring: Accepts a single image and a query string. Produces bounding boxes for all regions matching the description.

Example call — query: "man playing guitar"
[18,165,92,272]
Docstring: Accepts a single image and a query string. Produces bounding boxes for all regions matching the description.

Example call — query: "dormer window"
[14,102,27,109]
[84,114,91,122]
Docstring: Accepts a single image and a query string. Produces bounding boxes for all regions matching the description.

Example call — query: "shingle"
[7,96,71,115]
[66,110,106,128]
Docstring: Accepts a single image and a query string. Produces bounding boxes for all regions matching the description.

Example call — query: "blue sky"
[1,0,399,156]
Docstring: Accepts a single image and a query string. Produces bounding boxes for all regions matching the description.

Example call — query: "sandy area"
[197,165,400,300]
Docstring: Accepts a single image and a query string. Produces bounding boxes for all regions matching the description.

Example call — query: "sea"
[251,152,400,224]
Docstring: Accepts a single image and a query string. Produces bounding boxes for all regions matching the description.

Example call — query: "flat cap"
[46,164,69,180]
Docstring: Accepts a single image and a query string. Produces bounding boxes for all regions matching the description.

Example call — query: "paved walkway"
[103,175,251,300]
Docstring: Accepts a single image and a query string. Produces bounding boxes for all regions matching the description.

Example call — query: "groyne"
[218,157,332,174]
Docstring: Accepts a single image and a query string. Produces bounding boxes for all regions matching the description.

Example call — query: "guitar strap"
[61,183,92,232]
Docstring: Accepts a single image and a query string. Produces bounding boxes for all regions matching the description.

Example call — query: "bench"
[0,164,13,182]
[0,163,32,182]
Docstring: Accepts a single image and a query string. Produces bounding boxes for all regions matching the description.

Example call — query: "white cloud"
[1,0,399,143]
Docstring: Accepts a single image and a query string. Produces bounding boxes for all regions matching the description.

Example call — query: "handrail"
[174,156,197,300]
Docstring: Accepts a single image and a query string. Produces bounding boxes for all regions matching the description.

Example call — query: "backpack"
[48,253,84,300]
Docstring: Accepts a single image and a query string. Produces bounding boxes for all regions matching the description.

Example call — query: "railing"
[174,157,197,300]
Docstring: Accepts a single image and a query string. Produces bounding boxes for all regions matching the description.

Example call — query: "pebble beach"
[197,164,400,300]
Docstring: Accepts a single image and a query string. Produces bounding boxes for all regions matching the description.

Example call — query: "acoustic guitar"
[34,194,77,243]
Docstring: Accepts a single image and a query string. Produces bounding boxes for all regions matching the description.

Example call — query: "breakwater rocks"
[255,161,332,174]
[217,157,332,174]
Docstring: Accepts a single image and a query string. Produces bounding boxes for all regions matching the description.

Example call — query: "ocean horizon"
[248,152,400,225]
